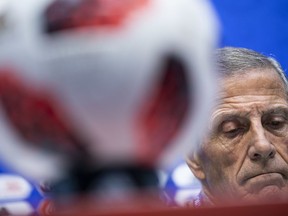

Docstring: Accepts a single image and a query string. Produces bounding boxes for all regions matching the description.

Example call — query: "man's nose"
[248,125,276,161]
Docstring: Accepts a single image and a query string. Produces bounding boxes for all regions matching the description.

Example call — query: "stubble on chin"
[240,186,288,205]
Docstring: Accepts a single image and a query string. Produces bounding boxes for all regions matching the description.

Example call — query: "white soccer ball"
[0,0,219,182]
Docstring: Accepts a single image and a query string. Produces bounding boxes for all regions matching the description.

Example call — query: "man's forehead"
[210,68,288,123]
[219,68,286,98]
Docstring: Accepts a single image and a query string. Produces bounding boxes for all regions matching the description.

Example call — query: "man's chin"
[243,186,288,204]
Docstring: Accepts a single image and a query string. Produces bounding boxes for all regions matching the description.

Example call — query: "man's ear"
[186,152,206,180]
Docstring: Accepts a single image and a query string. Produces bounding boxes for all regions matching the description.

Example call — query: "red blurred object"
[137,56,190,165]
[50,201,288,216]
[0,68,86,155]
[44,0,149,33]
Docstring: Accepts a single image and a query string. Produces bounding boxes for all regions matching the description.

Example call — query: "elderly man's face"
[189,68,288,204]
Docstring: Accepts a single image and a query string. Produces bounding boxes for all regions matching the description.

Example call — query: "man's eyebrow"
[263,107,288,115]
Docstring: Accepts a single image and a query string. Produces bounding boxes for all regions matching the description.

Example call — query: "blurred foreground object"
[0,173,44,215]
[0,0,219,213]
[52,201,288,216]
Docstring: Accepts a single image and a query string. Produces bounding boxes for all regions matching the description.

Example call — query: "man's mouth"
[244,172,285,193]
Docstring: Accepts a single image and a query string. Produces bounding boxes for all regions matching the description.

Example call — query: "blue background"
[212,0,288,72]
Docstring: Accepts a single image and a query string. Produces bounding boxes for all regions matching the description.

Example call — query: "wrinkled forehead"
[217,68,287,102]
[208,68,288,125]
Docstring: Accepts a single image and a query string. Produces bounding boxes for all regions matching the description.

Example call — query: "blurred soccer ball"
[0,0,219,183]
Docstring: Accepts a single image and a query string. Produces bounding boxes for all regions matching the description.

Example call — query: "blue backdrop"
[212,0,288,72]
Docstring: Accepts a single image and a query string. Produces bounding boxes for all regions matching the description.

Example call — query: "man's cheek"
[210,146,238,168]
[276,138,288,162]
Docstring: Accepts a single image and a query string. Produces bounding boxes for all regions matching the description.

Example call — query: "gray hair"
[215,47,288,90]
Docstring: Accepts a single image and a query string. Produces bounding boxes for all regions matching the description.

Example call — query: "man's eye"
[265,119,286,130]
[221,121,244,139]
[223,128,244,139]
